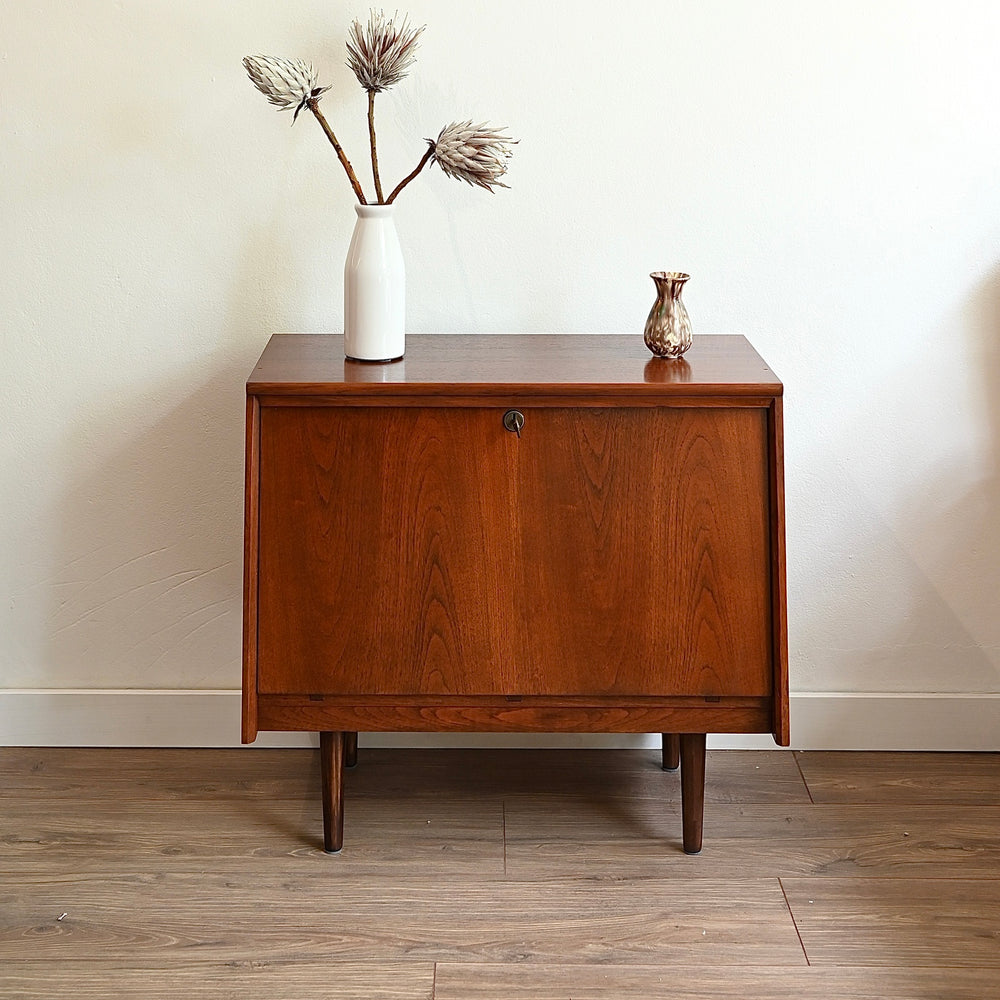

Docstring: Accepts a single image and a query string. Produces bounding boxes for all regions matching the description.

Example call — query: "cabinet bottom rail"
[254,697,775,739]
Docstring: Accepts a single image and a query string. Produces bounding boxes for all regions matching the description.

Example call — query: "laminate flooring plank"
[0,796,504,874]
[0,748,320,801]
[0,960,433,1000]
[795,751,1000,804]
[782,877,1000,967]
[0,748,808,804]
[0,874,803,966]
[344,749,809,804]
[433,962,1000,999]
[503,799,1000,879]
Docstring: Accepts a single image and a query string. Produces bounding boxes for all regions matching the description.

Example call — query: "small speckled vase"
[644,271,692,358]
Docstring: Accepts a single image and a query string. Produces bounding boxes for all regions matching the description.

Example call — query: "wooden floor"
[1,748,998,999]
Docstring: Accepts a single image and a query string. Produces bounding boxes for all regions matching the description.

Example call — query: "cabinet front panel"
[258,407,519,695]
[257,406,771,697]
[516,407,771,697]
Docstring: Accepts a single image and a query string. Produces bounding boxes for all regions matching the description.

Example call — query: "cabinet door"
[257,405,771,697]
[257,406,521,695]
[512,406,771,697]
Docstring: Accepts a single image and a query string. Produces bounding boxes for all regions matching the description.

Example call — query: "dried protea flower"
[242,55,329,121]
[430,121,517,192]
[347,10,424,93]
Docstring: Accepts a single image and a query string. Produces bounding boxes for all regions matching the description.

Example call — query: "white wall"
[2,1,999,747]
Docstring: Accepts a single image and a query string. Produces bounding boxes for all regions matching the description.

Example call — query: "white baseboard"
[1,690,998,750]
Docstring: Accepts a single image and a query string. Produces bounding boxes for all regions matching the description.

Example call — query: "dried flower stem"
[367,91,384,204]
[386,145,434,204]
[308,98,367,204]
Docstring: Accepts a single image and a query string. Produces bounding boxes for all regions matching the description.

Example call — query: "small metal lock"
[503,409,525,437]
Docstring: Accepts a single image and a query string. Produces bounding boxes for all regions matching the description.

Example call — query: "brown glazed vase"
[643,271,692,358]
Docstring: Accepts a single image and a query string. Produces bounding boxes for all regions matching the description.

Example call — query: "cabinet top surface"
[248,334,782,398]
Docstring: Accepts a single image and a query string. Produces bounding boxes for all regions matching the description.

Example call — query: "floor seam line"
[778,876,811,966]
[502,800,507,876]
[793,751,815,804]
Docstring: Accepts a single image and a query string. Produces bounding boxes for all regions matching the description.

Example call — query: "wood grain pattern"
[0,748,808,803]
[513,407,770,698]
[257,406,516,696]
[796,751,1000,803]
[320,730,344,852]
[0,795,505,874]
[0,874,802,966]
[433,963,1000,999]
[328,747,807,804]
[256,406,770,700]
[3,749,998,997]
[0,961,434,1000]
[782,877,1000,967]
[503,800,1000,879]
[257,393,783,409]
[768,396,790,745]
[680,733,707,852]
[244,332,788,847]
[242,394,260,743]
[256,701,772,734]
[0,746,325,799]
[248,334,783,398]
[14,758,996,882]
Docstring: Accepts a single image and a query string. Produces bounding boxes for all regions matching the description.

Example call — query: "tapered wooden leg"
[344,731,358,768]
[661,733,680,771]
[320,731,345,853]
[679,733,706,854]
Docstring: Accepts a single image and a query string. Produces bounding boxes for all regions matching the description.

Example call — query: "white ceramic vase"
[343,204,405,362]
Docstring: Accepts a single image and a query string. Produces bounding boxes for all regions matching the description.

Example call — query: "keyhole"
[503,410,524,437]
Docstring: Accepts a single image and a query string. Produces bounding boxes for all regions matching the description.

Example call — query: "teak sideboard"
[242,334,788,853]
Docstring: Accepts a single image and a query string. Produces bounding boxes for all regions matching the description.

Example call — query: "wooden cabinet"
[243,334,788,853]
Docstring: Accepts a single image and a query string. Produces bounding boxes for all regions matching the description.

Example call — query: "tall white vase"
[343,204,405,362]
